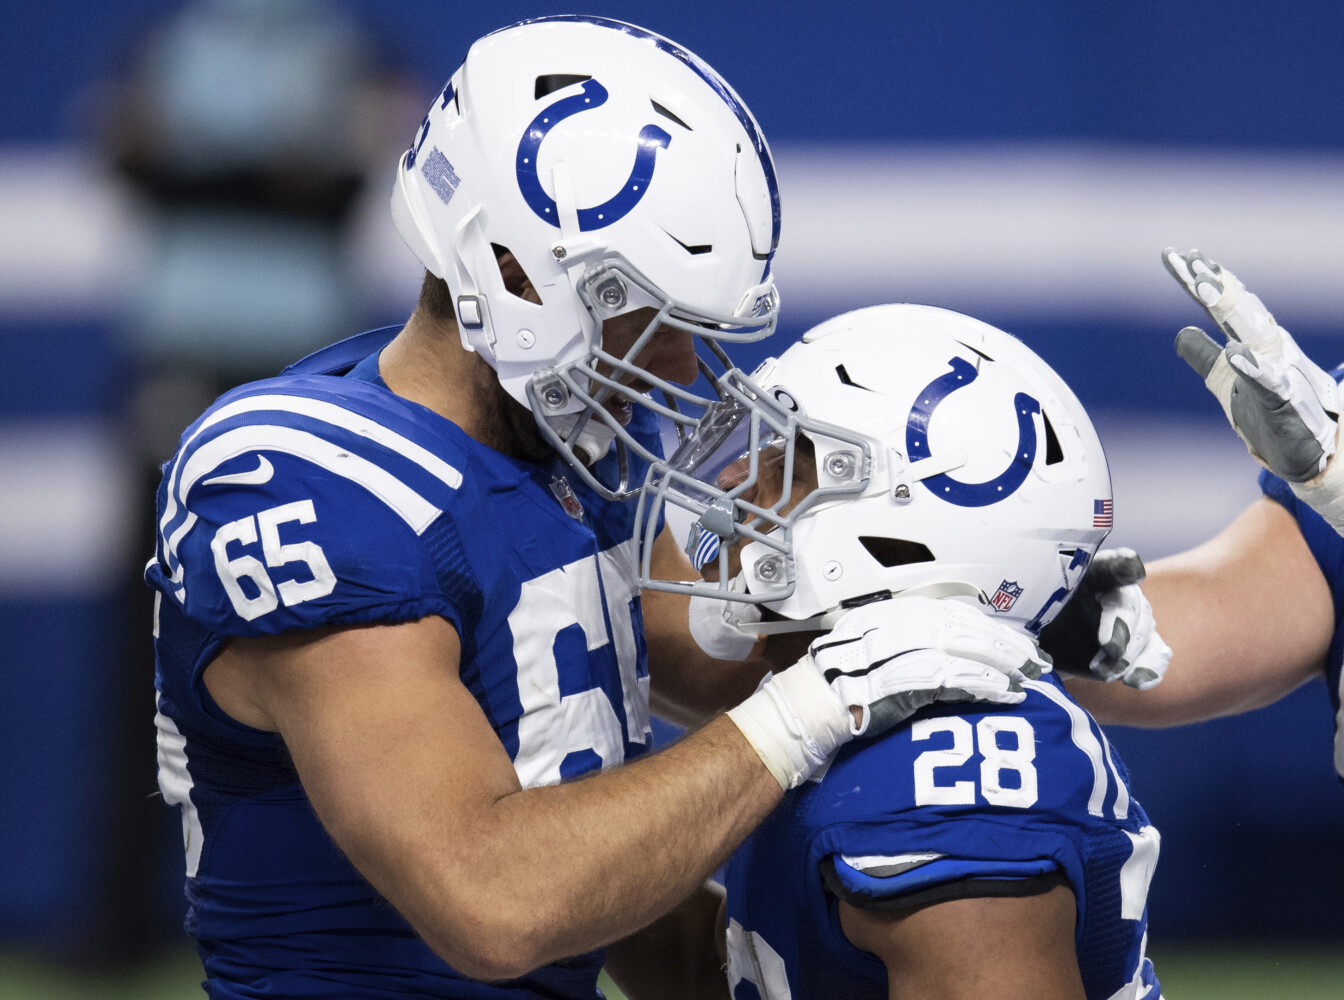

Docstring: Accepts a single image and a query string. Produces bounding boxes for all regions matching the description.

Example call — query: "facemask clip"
[684,497,736,571]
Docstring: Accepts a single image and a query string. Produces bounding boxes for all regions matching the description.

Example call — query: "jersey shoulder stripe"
[1024,677,1128,819]
[158,379,466,601]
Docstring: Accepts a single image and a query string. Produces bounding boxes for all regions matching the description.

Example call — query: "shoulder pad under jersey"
[151,376,469,636]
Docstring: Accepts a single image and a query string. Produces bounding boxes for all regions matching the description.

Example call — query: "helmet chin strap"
[735,578,990,636]
[549,410,618,465]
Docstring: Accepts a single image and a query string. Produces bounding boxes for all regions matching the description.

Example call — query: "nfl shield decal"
[990,580,1024,613]
[549,475,585,520]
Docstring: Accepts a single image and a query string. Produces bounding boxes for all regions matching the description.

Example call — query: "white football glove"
[1165,248,1343,478]
[1165,248,1344,534]
[726,596,1047,790]
[1038,548,1170,690]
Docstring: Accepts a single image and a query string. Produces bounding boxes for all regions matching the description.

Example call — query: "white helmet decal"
[907,356,1041,506]
[516,78,672,231]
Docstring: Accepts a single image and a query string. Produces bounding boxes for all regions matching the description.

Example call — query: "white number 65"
[211,499,337,621]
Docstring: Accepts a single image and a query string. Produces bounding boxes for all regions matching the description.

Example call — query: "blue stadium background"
[4,0,1343,972]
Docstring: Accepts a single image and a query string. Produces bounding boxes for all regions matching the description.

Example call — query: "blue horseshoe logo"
[516,79,672,231]
[906,356,1041,507]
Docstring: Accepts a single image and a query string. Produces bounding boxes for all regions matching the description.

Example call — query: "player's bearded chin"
[473,352,554,463]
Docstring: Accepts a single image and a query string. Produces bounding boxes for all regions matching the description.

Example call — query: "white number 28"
[911,716,1038,809]
[210,499,337,621]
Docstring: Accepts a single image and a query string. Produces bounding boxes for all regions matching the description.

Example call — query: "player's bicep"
[211,617,521,913]
[838,885,1085,1000]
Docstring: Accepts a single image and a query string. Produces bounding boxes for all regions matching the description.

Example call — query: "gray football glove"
[1039,549,1170,690]
[1164,247,1340,483]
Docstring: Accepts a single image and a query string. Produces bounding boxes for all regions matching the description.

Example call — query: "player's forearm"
[1072,500,1331,727]
[404,716,778,979]
[1071,579,1310,727]
[648,651,770,726]
[245,616,775,981]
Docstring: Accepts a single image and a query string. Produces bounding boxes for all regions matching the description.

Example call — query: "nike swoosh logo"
[202,455,274,487]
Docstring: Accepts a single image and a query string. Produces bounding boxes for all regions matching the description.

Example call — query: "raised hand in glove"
[1165,247,1342,481]
[727,596,1050,790]
[1038,548,1170,691]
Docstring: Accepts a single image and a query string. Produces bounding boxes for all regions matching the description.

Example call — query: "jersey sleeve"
[150,386,473,638]
[801,682,1144,912]
[1259,464,1344,609]
[820,850,1067,910]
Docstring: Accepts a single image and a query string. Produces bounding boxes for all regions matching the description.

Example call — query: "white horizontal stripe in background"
[3,144,1344,320]
[770,143,1344,322]
[0,143,1330,590]
[0,414,1261,593]
[0,422,134,596]
[0,149,145,316]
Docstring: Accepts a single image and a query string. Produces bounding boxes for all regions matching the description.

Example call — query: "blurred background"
[3,1,1343,996]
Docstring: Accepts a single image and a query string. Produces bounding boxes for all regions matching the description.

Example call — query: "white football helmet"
[640,304,1114,639]
[391,16,780,498]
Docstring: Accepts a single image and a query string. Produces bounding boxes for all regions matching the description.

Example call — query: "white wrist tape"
[726,659,852,791]
[1290,424,1344,535]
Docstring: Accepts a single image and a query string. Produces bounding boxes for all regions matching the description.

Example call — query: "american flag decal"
[1093,498,1113,528]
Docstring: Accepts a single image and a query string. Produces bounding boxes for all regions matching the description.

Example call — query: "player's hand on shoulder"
[809,595,1045,737]
[726,596,1046,791]
[1165,247,1341,484]
[1038,548,1170,691]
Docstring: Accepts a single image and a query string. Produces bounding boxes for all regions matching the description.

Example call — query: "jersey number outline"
[912,716,1038,809]
[210,499,337,621]
[510,543,650,788]
[725,918,792,1000]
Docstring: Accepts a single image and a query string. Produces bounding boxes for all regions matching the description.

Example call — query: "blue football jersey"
[724,671,1162,1000]
[148,327,657,999]
[1260,452,1344,784]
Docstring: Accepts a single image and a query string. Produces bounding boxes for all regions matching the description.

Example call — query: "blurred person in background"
[87,0,417,968]
[106,0,412,447]
[143,16,1041,998]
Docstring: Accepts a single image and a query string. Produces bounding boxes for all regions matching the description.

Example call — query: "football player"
[1064,250,1344,777]
[147,18,1043,998]
[646,305,1164,999]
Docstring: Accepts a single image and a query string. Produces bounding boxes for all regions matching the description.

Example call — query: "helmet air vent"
[1042,411,1063,465]
[664,231,712,255]
[651,101,693,130]
[534,74,591,100]
[835,364,874,391]
[491,244,543,304]
[858,537,935,568]
[954,339,995,362]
